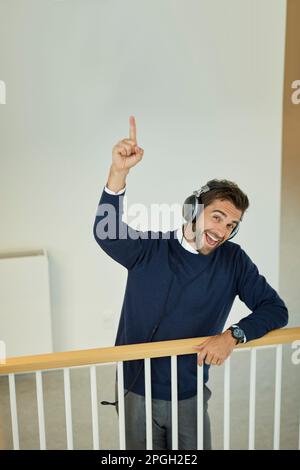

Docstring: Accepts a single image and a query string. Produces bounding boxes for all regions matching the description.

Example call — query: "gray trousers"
[115,383,212,450]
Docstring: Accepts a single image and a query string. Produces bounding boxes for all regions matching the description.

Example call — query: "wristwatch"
[228,325,245,344]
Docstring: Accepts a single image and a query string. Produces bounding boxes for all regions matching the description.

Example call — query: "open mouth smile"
[205,232,221,247]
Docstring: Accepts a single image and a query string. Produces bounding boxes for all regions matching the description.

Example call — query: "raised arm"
[93,116,150,270]
[106,116,144,192]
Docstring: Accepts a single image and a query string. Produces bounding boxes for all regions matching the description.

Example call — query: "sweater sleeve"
[234,248,288,342]
[93,187,153,270]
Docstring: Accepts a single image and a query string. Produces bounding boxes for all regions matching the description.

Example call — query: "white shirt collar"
[176,226,199,255]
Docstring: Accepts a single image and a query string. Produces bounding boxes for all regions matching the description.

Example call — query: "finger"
[123,139,137,147]
[204,353,214,365]
[197,349,207,367]
[122,140,144,156]
[129,115,137,143]
[118,140,136,155]
[192,340,208,352]
[130,144,144,156]
[192,346,204,352]
[210,356,219,366]
[115,144,127,156]
[214,356,224,366]
[117,143,132,156]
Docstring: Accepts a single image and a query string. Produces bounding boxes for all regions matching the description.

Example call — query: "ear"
[191,220,196,233]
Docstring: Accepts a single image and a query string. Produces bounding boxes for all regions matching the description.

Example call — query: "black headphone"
[182,182,242,240]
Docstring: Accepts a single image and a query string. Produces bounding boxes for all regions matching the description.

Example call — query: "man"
[93,116,288,450]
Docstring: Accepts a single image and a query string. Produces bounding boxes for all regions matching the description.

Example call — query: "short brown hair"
[200,179,249,216]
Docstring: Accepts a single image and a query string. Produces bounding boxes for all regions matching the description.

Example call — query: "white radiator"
[0,249,53,357]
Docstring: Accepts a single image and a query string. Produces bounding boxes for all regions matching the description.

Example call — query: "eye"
[213,215,220,222]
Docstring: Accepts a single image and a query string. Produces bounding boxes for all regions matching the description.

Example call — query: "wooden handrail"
[0,327,299,375]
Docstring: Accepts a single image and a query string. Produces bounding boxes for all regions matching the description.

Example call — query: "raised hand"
[112,116,144,173]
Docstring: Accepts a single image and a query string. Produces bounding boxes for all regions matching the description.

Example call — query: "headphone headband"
[192,184,210,198]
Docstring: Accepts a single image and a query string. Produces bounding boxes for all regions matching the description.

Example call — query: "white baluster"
[144,358,153,450]
[90,366,99,450]
[36,371,46,449]
[273,344,282,450]
[63,368,73,450]
[224,358,231,450]
[171,355,178,450]
[298,409,300,450]
[8,374,19,450]
[117,362,126,450]
[197,362,204,450]
[248,348,257,450]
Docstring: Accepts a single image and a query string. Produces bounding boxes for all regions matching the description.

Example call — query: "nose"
[213,227,227,240]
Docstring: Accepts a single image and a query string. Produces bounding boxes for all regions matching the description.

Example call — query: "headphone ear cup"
[227,223,240,240]
[182,195,198,222]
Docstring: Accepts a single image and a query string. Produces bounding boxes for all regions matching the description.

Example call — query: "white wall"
[0,251,53,356]
[0,0,287,353]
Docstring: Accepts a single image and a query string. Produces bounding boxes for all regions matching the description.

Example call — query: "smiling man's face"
[185,198,242,255]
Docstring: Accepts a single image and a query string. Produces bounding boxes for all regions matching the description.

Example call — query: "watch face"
[233,327,244,339]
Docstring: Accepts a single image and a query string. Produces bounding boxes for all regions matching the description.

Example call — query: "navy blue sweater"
[93,189,288,400]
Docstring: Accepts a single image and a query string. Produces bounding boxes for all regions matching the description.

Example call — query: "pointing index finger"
[129,115,137,143]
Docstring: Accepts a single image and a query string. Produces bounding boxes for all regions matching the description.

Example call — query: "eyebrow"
[211,210,240,226]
